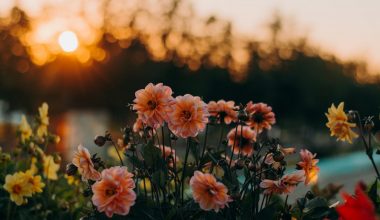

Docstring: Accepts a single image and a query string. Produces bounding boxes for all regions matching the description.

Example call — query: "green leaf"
[127,154,144,169]
[188,137,200,165]
[152,170,167,188]
[255,202,278,219]
[142,141,163,168]
[303,197,330,220]
[241,193,255,219]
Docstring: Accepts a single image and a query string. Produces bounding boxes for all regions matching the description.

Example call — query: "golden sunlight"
[58,31,79,52]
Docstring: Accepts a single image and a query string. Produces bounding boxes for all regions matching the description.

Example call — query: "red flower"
[336,184,377,220]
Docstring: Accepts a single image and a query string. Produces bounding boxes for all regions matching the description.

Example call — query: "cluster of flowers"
[63,83,326,219]
[2,85,379,219]
[325,102,379,220]
[3,170,45,205]
[133,83,276,155]
[0,103,83,219]
[2,103,61,205]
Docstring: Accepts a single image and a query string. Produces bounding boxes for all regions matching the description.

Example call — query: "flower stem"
[217,125,225,152]
[110,138,124,166]
[198,124,209,169]
[229,125,239,167]
[181,138,191,205]
[355,111,380,179]
[161,126,166,159]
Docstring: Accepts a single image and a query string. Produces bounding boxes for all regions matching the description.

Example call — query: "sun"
[58,31,79,52]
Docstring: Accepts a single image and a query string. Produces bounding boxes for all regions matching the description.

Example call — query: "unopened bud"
[66,163,78,176]
[94,135,107,147]
[273,152,284,162]
[348,110,356,122]
[364,119,375,131]
[306,191,314,200]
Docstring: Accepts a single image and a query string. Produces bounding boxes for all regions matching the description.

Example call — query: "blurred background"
[1,0,380,191]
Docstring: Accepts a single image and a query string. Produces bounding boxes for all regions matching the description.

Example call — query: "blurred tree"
[1,1,380,154]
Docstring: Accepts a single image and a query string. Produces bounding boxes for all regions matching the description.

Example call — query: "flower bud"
[94,135,107,147]
[364,119,375,131]
[273,152,284,162]
[348,110,356,122]
[66,163,78,176]
[305,191,315,200]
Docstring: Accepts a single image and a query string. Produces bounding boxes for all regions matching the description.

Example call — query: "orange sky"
[192,0,380,74]
[1,0,380,74]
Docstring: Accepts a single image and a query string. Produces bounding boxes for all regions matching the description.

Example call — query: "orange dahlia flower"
[260,170,305,194]
[325,102,358,143]
[207,100,237,124]
[190,171,231,212]
[245,101,276,133]
[92,166,136,218]
[167,94,209,138]
[72,145,101,181]
[227,125,256,156]
[133,83,173,128]
[297,149,319,185]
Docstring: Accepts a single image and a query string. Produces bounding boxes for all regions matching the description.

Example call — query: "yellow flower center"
[12,184,22,194]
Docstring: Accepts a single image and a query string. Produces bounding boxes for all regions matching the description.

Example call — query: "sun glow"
[58,31,79,52]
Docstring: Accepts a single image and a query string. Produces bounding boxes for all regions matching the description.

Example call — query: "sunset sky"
[193,0,380,73]
[1,0,379,73]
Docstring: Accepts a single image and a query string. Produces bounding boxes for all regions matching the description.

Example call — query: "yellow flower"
[43,155,60,180]
[19,115,32,143]
[107,147,125,161]
[326,102,358,143]
[3,172,33,205]
[64,174,79,185]
[24,170,45,193]
[138,178,152,193]
[28,157,38,175]
[37,102,49,138]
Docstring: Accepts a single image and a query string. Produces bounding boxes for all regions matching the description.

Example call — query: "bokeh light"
[58,31,79,52]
